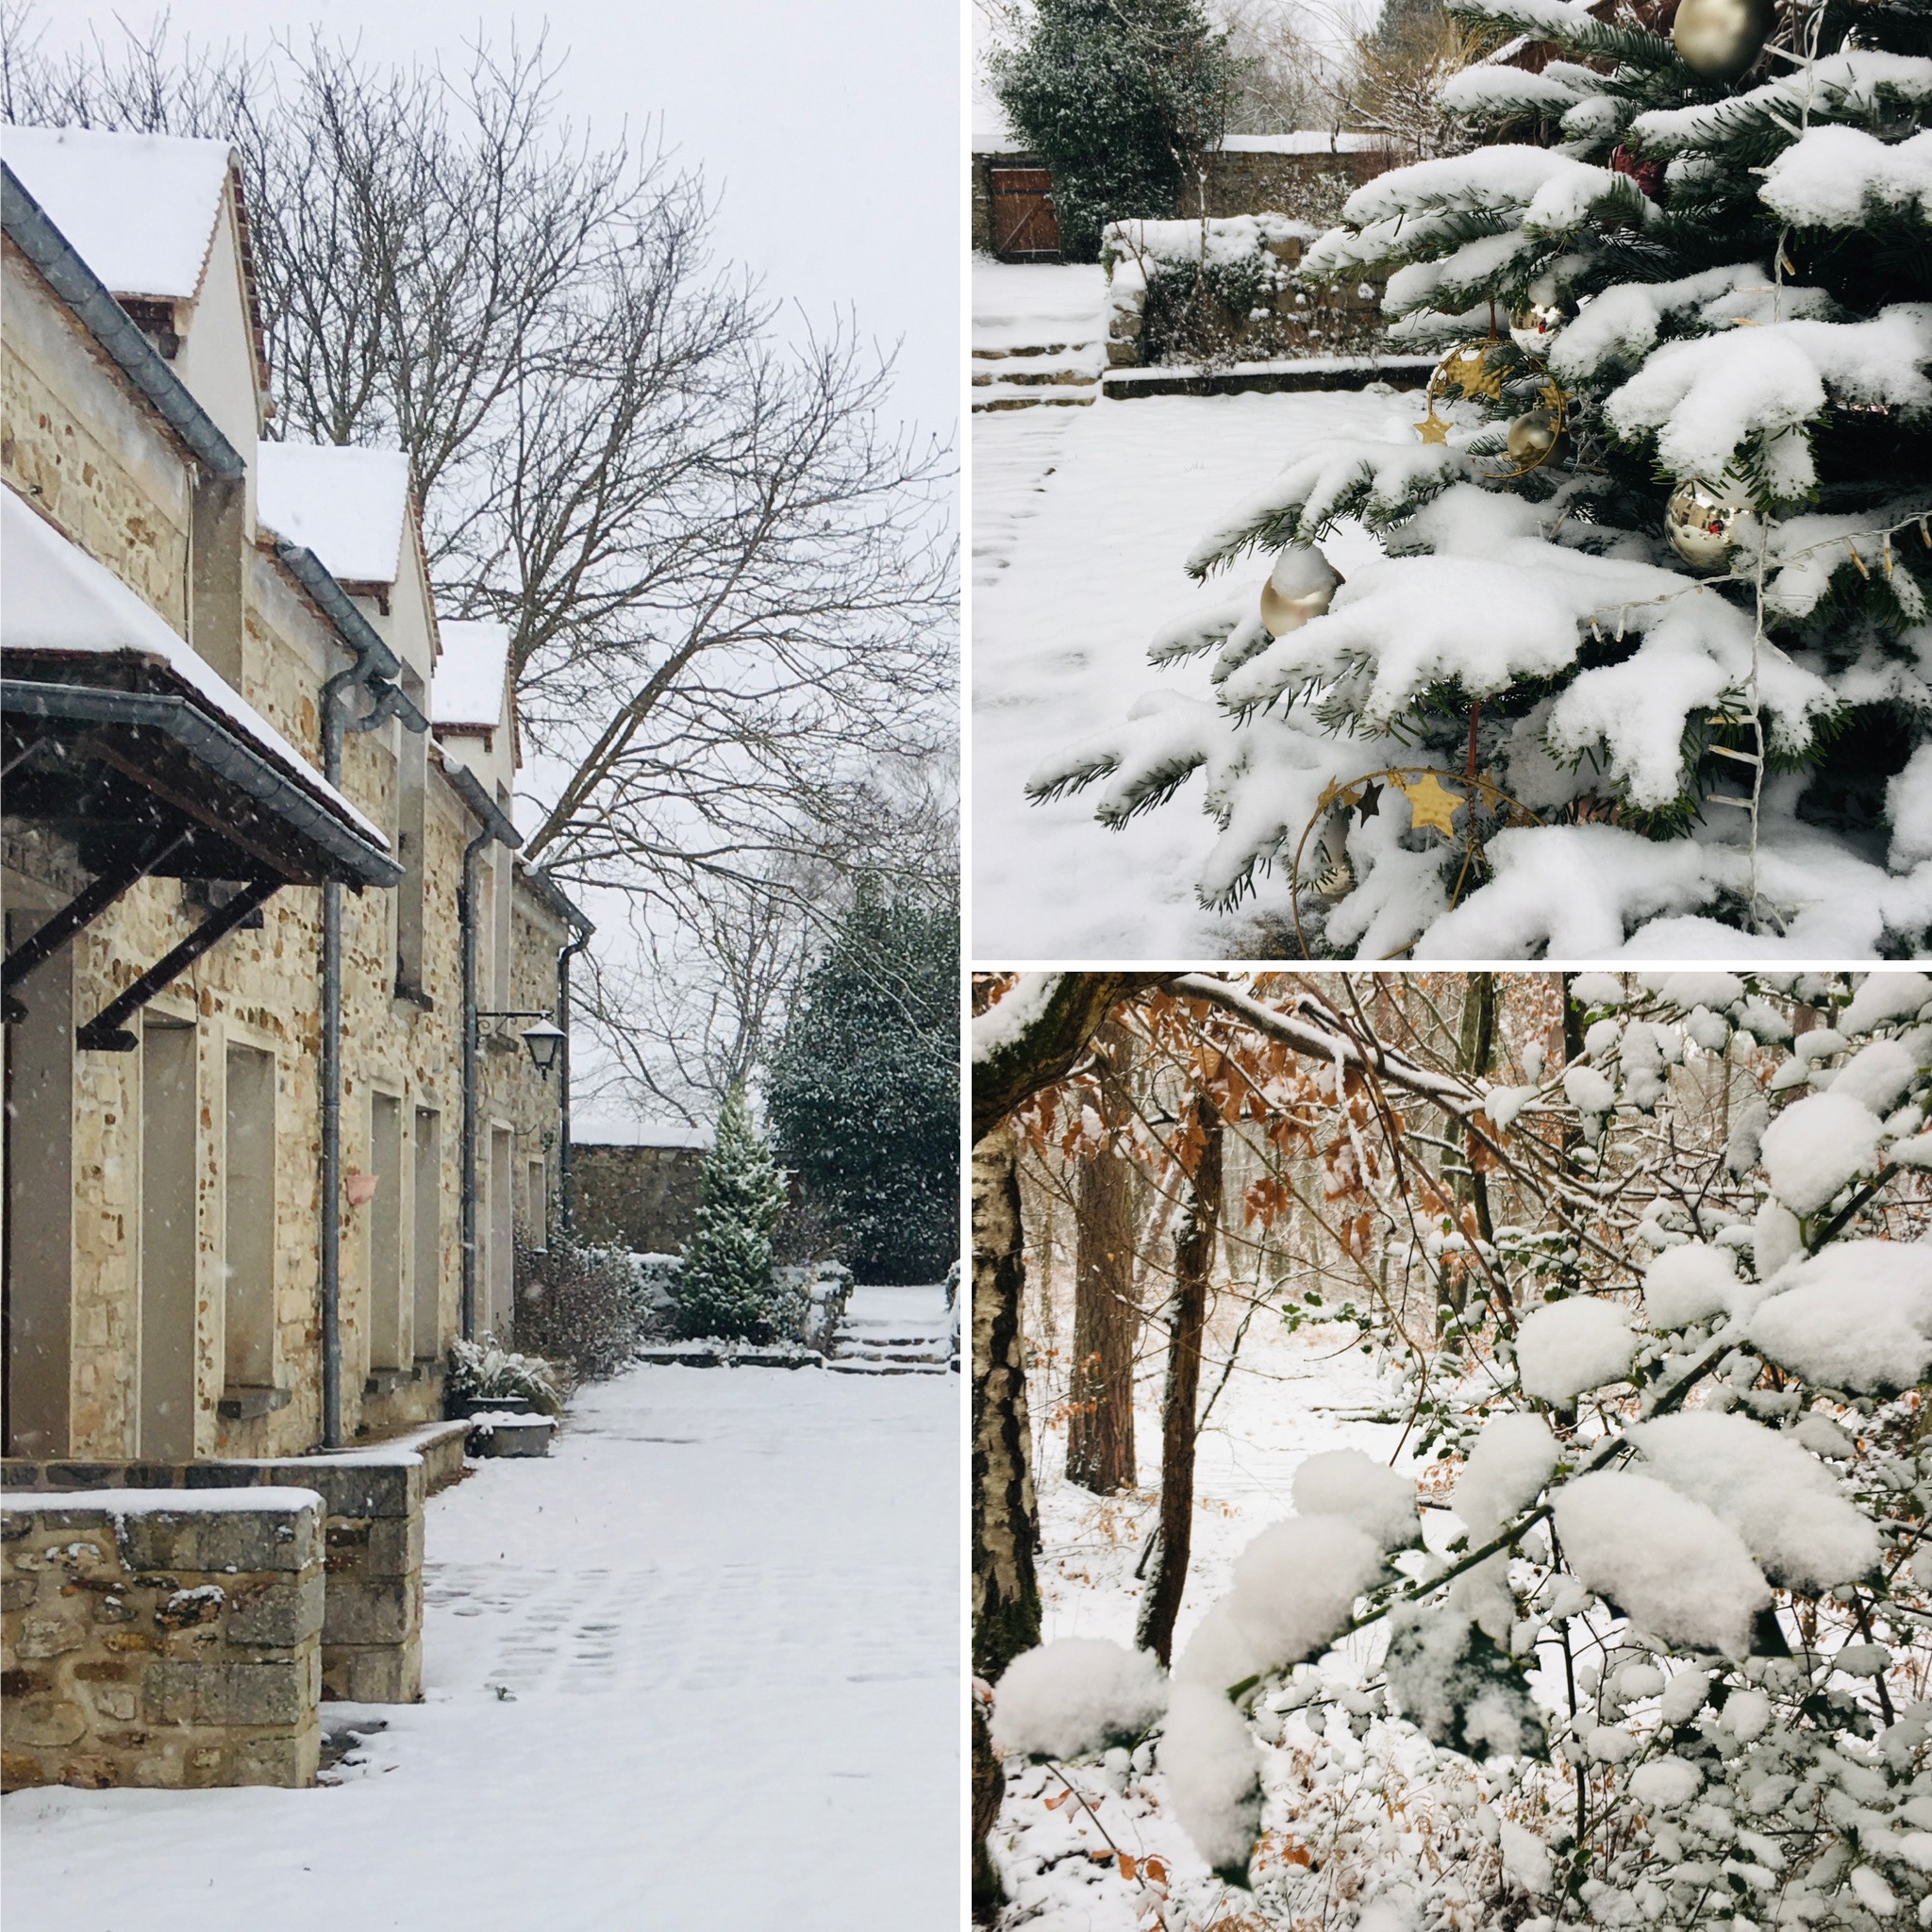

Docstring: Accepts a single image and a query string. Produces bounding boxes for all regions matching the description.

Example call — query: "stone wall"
[1177,147,1385,224]
[572,1142,708,1255]
[2,1488,324,1790]
[2,1444,436,1706]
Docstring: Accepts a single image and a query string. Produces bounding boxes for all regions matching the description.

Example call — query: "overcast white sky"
[30,1,960,447]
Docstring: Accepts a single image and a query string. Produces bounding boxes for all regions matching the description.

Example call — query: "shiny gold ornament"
[1415,405,1451,444]
[1672,0,1774,80]
[1506,408,1558,465]
[1259,544,1343,640]
[1665,476,1762,572]
[1310,814,1355,900]
[1508,302,1563,357]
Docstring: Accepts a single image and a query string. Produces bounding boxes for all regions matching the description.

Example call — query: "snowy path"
[4,1351,960,1930]
[971,379,1420,960]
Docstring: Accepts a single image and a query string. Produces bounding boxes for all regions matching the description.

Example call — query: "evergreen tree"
[991,0,1235,260]
[674,1086,785,1341]
[766,886,958,1284]
[1035,0,1932,957]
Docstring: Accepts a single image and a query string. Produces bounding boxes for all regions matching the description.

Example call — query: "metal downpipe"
[458,821,492,1340]
[556,921,593,1237]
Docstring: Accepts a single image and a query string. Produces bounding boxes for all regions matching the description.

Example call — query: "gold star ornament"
[1415,407,1451,444]
[1399,772,1464,838]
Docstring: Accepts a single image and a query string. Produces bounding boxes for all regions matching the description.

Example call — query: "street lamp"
[520,1018,566,1079]
[475,1009,566,1077]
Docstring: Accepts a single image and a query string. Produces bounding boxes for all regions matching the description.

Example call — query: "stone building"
[0,123,590,1474]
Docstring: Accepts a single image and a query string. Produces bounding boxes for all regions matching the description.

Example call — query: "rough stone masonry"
[1,1488,325,1790]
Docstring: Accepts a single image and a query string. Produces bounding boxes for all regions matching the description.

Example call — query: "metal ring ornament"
[1286,765,1544,959]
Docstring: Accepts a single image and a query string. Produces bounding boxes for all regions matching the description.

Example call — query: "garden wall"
[2,1488,324,1790]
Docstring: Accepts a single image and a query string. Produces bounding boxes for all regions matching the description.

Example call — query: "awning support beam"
[2,828,194,1022]
[76,877,280,1051]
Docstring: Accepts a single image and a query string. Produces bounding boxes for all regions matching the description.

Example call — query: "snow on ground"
[970,273,1423,958]
[993,1303,1479,1928]
[974,261,1108,357]
[5,1336,959,1931]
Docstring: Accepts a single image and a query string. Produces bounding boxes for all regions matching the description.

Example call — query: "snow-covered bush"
[991,972,1932,1924]
[445,1335,565,1415]
[768,1259,854,1354]
[1103,213,1380,367]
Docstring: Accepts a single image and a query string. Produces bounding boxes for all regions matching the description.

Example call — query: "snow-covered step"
[973,260,1107,412]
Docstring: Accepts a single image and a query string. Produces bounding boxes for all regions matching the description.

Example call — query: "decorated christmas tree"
[1032,0,1932,958]
[674,1087,786,1341]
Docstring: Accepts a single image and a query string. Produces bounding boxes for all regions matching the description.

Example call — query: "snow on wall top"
[1,489,388,847]
[1219,133,1379,154]
[1,1486,325,1515]
[431,619,510,729]
[1,123,232,301]
[255,442,411,585]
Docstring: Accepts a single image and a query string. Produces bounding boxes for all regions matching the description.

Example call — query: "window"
[223,1041,275,1396]
[525,1157,548,1251]
[369,1092,405,1372]
[142,1020,199,1457]
[489,1126,514,1337]
[413,1108,441,1360]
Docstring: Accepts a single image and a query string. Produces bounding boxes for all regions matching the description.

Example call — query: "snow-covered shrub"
[1103,213,1382,367]
[767,1259,853,1354]
[512,1228,637,1381]
[672,1086,785,1341]
[626,1252,682,1335]
[445,1335,565,1415]
[991,972,1932,1923]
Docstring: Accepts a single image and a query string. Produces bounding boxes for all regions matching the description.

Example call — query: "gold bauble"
[1665,476,1761,571]
[1505,408,1559,466]
[1672,0,1774,80]
[1259,544,1343,639]
[1508,302,1563,357]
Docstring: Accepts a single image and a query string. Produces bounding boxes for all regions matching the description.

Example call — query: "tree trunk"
[971,1124,1041,1925]
[1441,972,1496,1327]
[972,1124,1041,1677]
[1067,1115,1138,1496]
[1136,1094,1222,1665]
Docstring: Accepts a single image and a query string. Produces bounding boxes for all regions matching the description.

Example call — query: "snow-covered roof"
[255,443,411,585]
[1219,132,1380,155]
[1,487,386,846]
[431,619,511,729]
[0,123,232,300]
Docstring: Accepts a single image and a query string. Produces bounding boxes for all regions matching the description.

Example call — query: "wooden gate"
[988,165,1060,259]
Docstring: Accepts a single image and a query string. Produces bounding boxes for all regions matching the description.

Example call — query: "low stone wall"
[2,1448,430,1704]
[3,1488,324,1790]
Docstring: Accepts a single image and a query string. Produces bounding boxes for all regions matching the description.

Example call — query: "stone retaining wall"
[3,1446,436,1704]
[2,1488,324,1790]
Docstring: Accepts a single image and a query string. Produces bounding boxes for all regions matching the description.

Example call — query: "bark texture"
[1066,1124,1138,1496]
[1136,1096,1223,1664]
[972,1124,1041,1679]
[971,972,1169,1143]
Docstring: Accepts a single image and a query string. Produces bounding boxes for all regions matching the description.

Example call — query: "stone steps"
[970,340,1103,414]
[825,1322,953,1375]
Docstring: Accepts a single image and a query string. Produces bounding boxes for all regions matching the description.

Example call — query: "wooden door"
[989,166,1060,258]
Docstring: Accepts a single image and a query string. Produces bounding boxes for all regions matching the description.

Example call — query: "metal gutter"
[0,679,401,887]
[0,163,246,483]
[273,539,402,684]
[444,762,523,1339]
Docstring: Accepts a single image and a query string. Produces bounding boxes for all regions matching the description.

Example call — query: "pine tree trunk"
[971,1124,1040,1924]
[1066,1123,1137,1495]
[972,1124,1041,1678]
[1136,1094,1222,1666]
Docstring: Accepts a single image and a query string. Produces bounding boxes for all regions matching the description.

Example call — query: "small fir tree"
[990,0,1235,260]
[1036,0,1932,957]
[674,1087,785,1341]
[766,885,958,1284]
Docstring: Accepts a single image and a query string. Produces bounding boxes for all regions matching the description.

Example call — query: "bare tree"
[1135,1088,1222,1665]
[4,9,958,1115]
